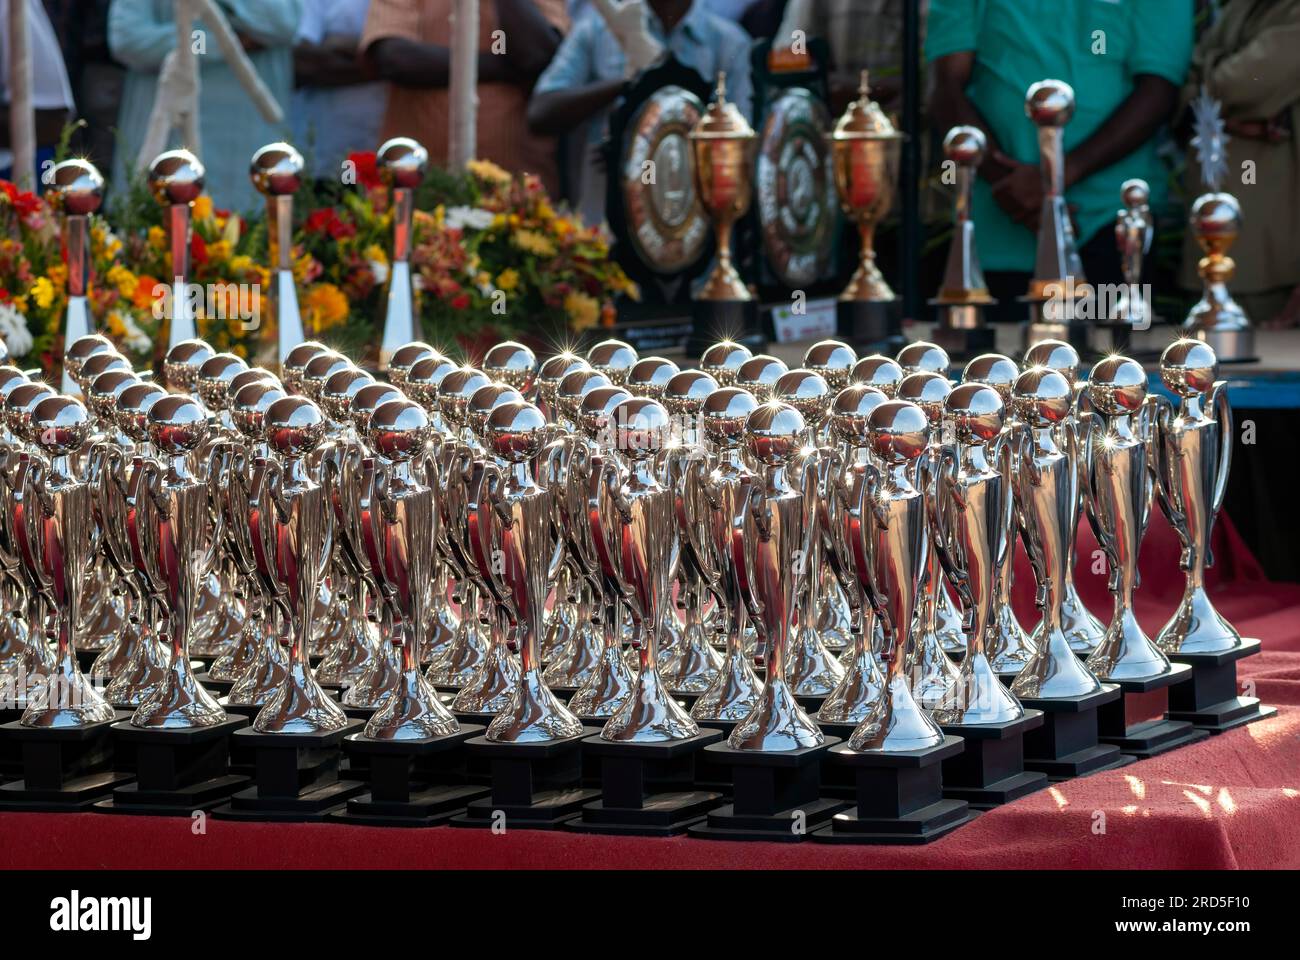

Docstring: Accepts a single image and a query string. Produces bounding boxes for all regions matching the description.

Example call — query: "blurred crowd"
[2,0,1298,325]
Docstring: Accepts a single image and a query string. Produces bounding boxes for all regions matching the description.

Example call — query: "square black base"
[687,717,741,791]
[95,716,249,815]
[688,739,844,842]
[0,712,134,811]
[1166,639,1277,733]
[0,706,22,777]
[1098,664,1211,757]
[811,736,974,844]
[1019,687,1130,780]
[939,711,1049,809]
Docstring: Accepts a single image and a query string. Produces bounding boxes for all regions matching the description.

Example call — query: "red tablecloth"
[3,511,1299,870]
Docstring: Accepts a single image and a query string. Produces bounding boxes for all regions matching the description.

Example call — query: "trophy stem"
[61,215,93,394]
[379,189,418,370]
[167,204,197,349]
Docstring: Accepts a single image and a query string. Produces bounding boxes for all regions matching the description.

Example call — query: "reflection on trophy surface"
[377,138,428,370]
[50,160,105,395]
[962,353,1037,674]
[930,384,1025,724]
[147,149,206,352]
[249,142,306,364]
[844,400,944,751]
[700,341,752,387]
[1081,358,1172,682]
[586,339,638,386]
[1153,340,1242,653]
[850,354,904,394]
[482,341,538,397]
[282,341,328,395]
[734,354,789,403]
[726,401,823,751]
[1009,368,1104,699]
[1022,339,1107,654]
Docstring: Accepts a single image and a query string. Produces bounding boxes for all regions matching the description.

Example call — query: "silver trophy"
[734,355,789,402]
[377,139,429,370]
[1114,179,1153,329]
[250,143,307,365]
[49,160,106,395]
[586,339,639,386]
[699,341,753,386]
[282,341,328,394]
[1183,194,1254,362]
[147,150,206,353]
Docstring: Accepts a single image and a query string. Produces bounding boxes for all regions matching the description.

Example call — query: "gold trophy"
[1183,194,1255,363]
[829,71,903,349]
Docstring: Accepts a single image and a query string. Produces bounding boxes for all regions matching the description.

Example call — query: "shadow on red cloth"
[2,512,1298,870]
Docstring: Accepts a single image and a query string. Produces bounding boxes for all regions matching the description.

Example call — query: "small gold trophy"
[1184,193,1255,363]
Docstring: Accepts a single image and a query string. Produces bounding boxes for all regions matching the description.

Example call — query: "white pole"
[8,0,36,188]
[447,0,478,170]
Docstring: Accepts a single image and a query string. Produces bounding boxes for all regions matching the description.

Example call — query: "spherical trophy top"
[78,351,132,388]
[147,149,206,206]
[946,383,1004,445]
[301,351,352,402]
[1159,339,1219,397]
[897,340,950,376]
[49,159,105,216]
[868,400,930,462]
[322,367,375,423]
[227,367,280,406]
[483,341,538,393]
[283,341,329,393]
[163,339,214,392]
[196,353,249,411]
[0,365,27,401]
[1022,339,1080,383]
[830,385,889,447]
[64,333,117,383]
[586,339,638,385]
[735,355,789,401]
[626,357,681,399]
[87,369,139,423]
[249,142,305,197]
[612,397,672,462]
[897,371,952,424]
[1013,367,1073,426]
[943,126,986,167]
[487,400,548,464]
[700,387,758,446]
[561,370,613,424]
[147,394,209,455]
[850,355,905,396]
[350,382,405,435]
[116,380,168,442]
[1190,193,1241,252]
[405,355,459,412]
[435,367,492,428]
[265,395,327,457]
[773,369,832,422]
[700,341,752,386]
[1025,79,1075,128]
[230,380,287,441]
[388,341,438,389]
[31,395,92,456]
[746,402,806,465]
[5,382,56,441]
[663,369,719,418]
[467,383,524,439]
[962,353,1020,400]
[1087,356,1147,416]
[368,398,431,462]
[1121,178,1150,210]
[537,352,589,407]
[801,340,858,389]
[377,137,429,190]
[578,385,631,441]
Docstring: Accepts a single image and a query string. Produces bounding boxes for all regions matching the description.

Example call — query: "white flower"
[0,303,33,357]
[444,206,495,231]
[111,310,151,354]
[370,259,389,285]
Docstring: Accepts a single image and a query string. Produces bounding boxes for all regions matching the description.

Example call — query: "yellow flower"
[363,244,388,266]
[564,291,599,331]
[466,158,511,185]
[230,255,254,273]
[147,225,166,249]
[107,264,138,299]
[302,283,349,332]
[491,214,507,231]
[31,277,56,310]
[512,229,555,258]
[192,196,213,222]
[434,204,446,227]
[536,200,556,222]
[207,240,232,262]
[13,296,27,312]
[495,268,519,292]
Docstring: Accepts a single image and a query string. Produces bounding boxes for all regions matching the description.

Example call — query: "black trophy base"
[1166,638,1276,734]
[341,704,377,722]
[567,729,723,836]
[837,300,903,354]
[94,716,249,815]
[0,706,22,778]
[1019,686,1132,780]
[686,717,741,791]
[332,725,487,827]
[932,323,998,363]
[0,713,134,811]
[794,693,828,715]
[1096,663,1210,758]
[812,736,973,845]
[449,727,602,831]
[689,739,844,842]
[687,299,761,358]
[939,711,1049,809]
[210,720,365,822]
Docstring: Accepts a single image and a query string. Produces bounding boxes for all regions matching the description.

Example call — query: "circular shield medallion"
[756,88,836,288]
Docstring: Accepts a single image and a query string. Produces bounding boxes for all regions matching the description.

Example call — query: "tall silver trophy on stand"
[250,143,307,368]
[50,161,106,394]
[148,150,206,353]
[377,139,428,371]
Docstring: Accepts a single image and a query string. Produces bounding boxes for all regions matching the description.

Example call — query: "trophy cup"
[197,353,250,429]
[699,340,752,386]
[1183,193,1255,363]
[1107,178,1154,352]
[803,340,858,390]
[1020,80,1089,349]
[930,127,996,360]
[1153,340,1273,732]
[250,143,307,365]
[377,138,428,370]
[626,356,681,402]
[1008,368,1123,778]
[829,70,903,350]
[962,353,1036,674]
[535,352,589,426]
[282,341,328,394]
[734,354,789,401]
[586,339,639,386]
[49,160,105,395]
[63,334,117,392]
[147,150,206,353]
[688,73,759,353]
[387,342,438,391]
[482,342,538,395]
[850,354,904,394]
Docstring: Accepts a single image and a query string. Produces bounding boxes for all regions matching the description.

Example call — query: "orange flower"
[132,275,163,310]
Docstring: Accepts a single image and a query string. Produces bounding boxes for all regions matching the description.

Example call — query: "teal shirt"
[925,0,1193,271]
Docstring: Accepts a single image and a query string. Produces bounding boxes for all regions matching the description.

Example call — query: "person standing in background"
[361,0,567,196]
[108,0,301,212]
[293,0,384,180]
[0,0,75,183]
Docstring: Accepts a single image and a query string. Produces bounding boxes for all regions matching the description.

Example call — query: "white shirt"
[0,0,76,169]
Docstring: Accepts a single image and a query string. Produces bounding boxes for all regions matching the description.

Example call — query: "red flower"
[349,152,382,190]
[191,232,208,265]
[304,207,355,240]
[450,293,471,310]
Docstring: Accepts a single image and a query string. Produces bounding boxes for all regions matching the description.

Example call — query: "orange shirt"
[362,0,568,194]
